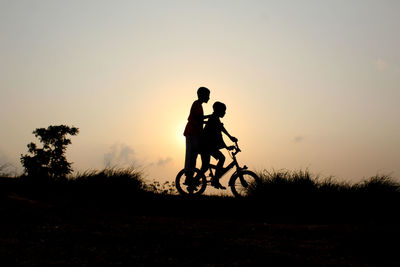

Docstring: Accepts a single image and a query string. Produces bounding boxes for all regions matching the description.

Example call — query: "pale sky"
[1,0,399,183]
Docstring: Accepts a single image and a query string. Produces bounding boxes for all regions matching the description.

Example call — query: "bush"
[355,175,399,194]
[249,169,399,198]
[72,167,144,188]
[249,169,319,198]
[20,125,79,180]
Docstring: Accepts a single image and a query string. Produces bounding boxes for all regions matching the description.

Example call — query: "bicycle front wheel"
[229,170,259,197]
[175,168,207,196]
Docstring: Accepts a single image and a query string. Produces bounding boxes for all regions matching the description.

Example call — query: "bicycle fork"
[228,165,249,187]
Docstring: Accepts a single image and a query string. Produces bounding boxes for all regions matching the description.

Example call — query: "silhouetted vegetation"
[63,167,148,201]
[20,125,79,180]
[355,174,400,193]
[248,169,399,198]
[147,180,177,195]
[1,167,399,265]
[243,169,399,223]
[72,167,144,187]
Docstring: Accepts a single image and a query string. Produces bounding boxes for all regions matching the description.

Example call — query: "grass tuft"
[69,167,145,194]
[249,169,318,198]
[355,174,400,194]
[146,180,177,195]
[248,169,399,198]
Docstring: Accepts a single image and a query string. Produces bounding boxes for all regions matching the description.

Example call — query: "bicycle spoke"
[175,168,207,196]
[230,171,259,197]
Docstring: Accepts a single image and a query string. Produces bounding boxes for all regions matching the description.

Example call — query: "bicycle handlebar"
[235,142,241,153]
[229,141,241,157]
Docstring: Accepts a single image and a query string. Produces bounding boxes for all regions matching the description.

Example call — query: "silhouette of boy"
[200,101,237,189]
[183,87,210,186]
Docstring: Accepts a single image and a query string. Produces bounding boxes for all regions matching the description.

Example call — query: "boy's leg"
[200,152,210,176]
[212,151,225,178]
[184,135,199,184]
[186,152,209,187]
[210,151,226,189]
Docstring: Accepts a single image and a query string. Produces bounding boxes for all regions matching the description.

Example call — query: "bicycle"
[175,142,259,197]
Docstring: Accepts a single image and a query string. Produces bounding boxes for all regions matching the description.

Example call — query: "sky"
[1,0,399,183]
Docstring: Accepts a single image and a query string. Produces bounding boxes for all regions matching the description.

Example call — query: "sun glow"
[173,120,186,151]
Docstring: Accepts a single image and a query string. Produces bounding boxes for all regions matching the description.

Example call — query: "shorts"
[184,135,200,172]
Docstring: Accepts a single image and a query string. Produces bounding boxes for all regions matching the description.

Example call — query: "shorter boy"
[200,101,237,189]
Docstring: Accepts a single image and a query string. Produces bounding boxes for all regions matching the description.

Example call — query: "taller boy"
[183,87,210,184]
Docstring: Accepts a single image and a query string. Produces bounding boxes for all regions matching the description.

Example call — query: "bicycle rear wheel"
[229,170,259,197]
[175,168,207,196]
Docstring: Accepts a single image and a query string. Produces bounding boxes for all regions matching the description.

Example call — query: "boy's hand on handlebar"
[227,145,236,151]
[230,136,238,142]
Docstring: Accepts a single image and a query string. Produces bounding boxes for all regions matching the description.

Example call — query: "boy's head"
[212,101,226,118]
[197,87,210,103]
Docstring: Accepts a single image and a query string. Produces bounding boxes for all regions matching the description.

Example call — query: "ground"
[1,185,399,266]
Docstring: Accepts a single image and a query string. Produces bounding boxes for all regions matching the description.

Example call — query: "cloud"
[375,58,400,73]
[0,150,8,165]
[376,58,388,71]
[148,156,173,167]
[259,12,270,22]
[104,143,136,167]
[293,135,305,143]
[156,157,172,166]
[0,149,19,175]
[0,149,12,168]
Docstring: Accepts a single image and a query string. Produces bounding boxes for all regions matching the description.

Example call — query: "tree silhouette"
[20,125,79,180]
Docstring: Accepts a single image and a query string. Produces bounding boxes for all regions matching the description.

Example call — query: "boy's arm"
[203,114,211,123]
[221,125,238,143]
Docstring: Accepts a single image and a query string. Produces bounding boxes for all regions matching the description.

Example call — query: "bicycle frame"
[206,143,247,181]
